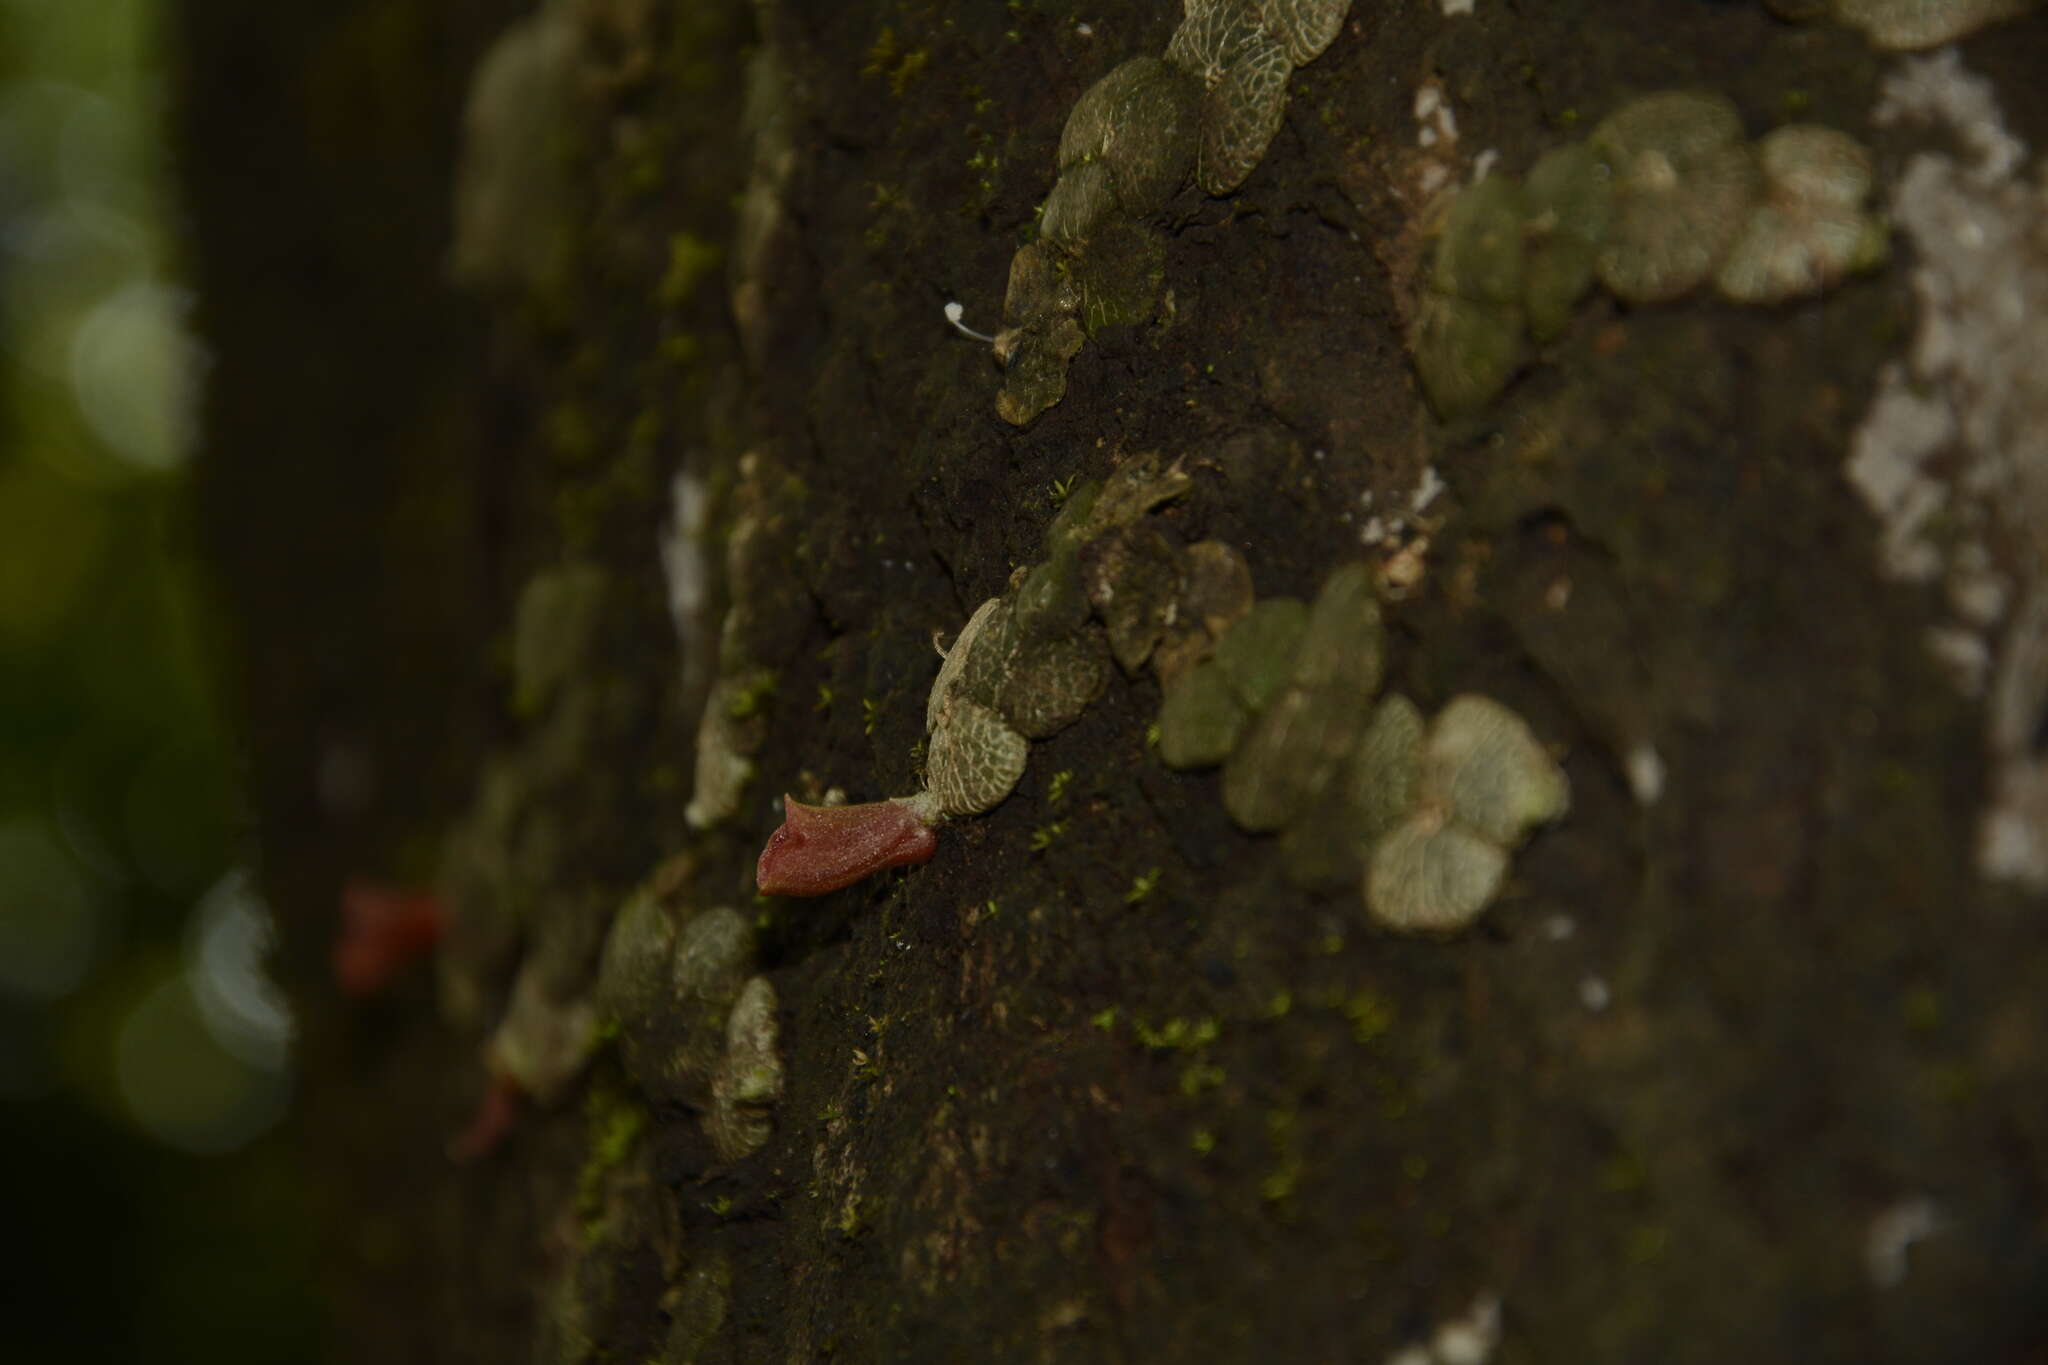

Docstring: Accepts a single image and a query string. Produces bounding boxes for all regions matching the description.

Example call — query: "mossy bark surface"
[178,0,2048,1360]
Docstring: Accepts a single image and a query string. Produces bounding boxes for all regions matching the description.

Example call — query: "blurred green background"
[0,0,315,1356]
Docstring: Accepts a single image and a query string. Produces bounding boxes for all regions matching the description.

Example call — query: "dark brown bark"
[179,0,2048,1360]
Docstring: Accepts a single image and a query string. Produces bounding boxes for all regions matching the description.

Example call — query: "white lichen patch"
[1852,51,2048,887]
[1383,1292,1503,1365]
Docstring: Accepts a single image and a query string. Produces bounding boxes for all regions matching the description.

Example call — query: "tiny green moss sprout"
[1125,866,1163,905]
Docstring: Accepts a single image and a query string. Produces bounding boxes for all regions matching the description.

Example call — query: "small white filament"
[944,301,997,344]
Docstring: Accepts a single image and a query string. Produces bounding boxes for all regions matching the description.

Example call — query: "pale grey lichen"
[1834,0,2035,50]
[1714,124,1887,304]
[1850,51,2048,887]
[1589,91,1760,304]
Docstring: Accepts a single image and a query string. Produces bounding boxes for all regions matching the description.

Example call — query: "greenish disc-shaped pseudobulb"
[1432,174,1527,308]
[1071,219,1168,335]
[1714,124,1886,305]
[928,596,1003,731]
[1041,159,1118,250]
[1412,173,1531,418]
[1158,658,1251,770]
[1345,692,1425,851]
[1424,693,1570,848]
[1059,57,1201,217]
[1083,523,1188,674]
[594,886,676,1034]
[1165,0,1266,85]
[1003,241,1079,328]
[1045,480,1104,554]
[996,315,1086,427]
[1523,142,1613,340]
[1197,24,1292,195]
[706,975,783,1162]
[1221,683,1363,833]
[1834,0,2033,51]
[1365,812,1509,932]
[612,905,753,1107]
[928,698,1029,817]
[1153,537,1257,686]
[1212,596,1309,713]
[1589,90,1759,304]
[996,627,1112,739]
[1412,291,1525,421]
[1290,561,1384,693]
[1014,546,1091,644]
[1255,0,1354,66]
[1276,683,1407,893]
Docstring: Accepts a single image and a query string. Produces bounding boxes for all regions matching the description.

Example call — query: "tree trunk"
[177,0,2048,1360]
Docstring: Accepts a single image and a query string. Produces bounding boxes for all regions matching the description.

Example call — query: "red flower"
[333,881,446,995]
[756,796,937,896]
